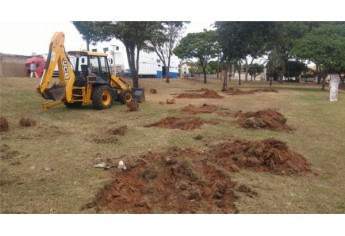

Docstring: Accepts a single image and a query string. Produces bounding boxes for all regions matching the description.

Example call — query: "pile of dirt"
[91,138,311,213]
[145,117,217,131]
[219,109,292,131]
[93,147,238,213]
[182,104,218,114]
[0,117,9,132]
[223,87,278,95]
[176,89,223,99]
[127,100,139,111]
[207,138,311,175]
[19,117,36,127]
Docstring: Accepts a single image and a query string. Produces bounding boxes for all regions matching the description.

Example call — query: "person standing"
[30,62,38,78]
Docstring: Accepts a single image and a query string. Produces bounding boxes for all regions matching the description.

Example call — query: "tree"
[148,22,188,83]
[96,21,161,88]
[292,23,345,90]
[248,63,264,81]
[284,61,307,82]
[174,30,218,84]
[72,21,101,51]
[215,21,273,84]
[266,22,310,83]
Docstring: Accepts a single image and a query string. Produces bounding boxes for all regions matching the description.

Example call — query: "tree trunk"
[165,52,171,83]
[321,76,326,91]
[202,66,207,84]
[238,62,241,86]
[244,58,248,81]
[222,69,228,91]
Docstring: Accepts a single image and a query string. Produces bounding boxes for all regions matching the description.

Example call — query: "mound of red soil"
[19,118,36,127]
[223,87,278,95]
[0,117,9,132]
[91,138,311,213]
[219,109,292,131]
[176,89,223,99]
[145,117,217,131]
[182,104,218,114]
[207,138,311,175]
[93,147,237,213]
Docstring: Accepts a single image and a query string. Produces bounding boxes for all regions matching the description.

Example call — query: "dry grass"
[1,76,344,213]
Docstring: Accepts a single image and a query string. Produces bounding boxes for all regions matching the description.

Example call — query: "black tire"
[120,90,133,104]
[64,102,82,108]
[92,85,113,109]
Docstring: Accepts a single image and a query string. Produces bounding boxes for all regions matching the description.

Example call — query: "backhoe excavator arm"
[36,32,75,106]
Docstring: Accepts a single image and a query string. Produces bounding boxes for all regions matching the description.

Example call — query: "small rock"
[117,160,126,170]
[43,167,54,172]
[94,162,107,168]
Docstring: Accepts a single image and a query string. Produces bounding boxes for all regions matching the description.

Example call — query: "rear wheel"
[120,90,133,104]
[92,85,113,109]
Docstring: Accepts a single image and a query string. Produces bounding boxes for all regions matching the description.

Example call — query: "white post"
[329,74,340,102]
[111,44,117,76]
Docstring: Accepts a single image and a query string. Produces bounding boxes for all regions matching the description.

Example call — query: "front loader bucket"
[132,88,145,103]
[45,84,65,101]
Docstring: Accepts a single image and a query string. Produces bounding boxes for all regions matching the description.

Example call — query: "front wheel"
[120,90,133,104]
[92,85,113,109]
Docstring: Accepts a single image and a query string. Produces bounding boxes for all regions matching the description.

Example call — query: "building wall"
[0,53,29,77]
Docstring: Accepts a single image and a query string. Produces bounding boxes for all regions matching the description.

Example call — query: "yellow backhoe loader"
[36,32,135,110]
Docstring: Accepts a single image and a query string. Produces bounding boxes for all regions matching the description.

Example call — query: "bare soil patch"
[219,109,292,131]
[110,125,128,136]
[91,138,311,213]
[176,89,223,99]
[222,87,278,95]
[182,104,218,114]
[145,117,217,131]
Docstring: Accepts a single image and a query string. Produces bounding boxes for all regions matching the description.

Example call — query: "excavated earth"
[181,104,218,114]
[91,138,312,213]
[175,89,224,99]
[222,87,278,95]
[144,117,218,131]
[219,108,292,131]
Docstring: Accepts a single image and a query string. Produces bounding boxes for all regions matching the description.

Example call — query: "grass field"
[1,76,344,213]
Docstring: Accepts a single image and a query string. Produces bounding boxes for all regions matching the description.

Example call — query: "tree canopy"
[174,30,218,83]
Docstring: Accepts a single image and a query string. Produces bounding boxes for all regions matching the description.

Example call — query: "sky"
[0,21,214,56]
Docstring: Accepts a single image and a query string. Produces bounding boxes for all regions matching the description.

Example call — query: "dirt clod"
[0,117,9,132]
[19,118,36,127]
[150,89,157,94]
[127,100,139,111]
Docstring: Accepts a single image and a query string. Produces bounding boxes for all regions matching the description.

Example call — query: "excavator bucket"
[45,84,65,101]
[132,88,145,103]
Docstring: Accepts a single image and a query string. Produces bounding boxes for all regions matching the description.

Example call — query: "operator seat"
[81,65,89,78]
